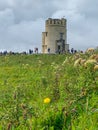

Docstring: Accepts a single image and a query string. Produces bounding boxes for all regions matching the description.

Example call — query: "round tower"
[42,18,69,53]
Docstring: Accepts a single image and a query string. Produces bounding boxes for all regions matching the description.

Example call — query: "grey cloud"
[0,0,98,52]
[0,8,14,28]
[52,0,98,50]
[10,0,58,23]
[0,18,44,52]
[0,0,58,23]
[78,0,98,17]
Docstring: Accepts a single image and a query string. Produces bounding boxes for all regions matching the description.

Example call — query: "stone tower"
[42,18,69,53]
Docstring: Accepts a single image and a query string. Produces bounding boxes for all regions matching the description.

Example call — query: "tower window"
[60,33,64,39]
[57,21,59,24]
[46,32,48,36]
[50,20,52,24]
[54,20,56,24]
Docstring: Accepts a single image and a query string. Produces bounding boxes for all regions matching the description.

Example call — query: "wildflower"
[94,65,98,71]
[89,54,98,62]
[44,98,51,104]
[87,48,94,51]
[95,55,98,62]
[86,48,95,53]
[84,59,97,67]
[80,59,86,65]
[74,58,82,67]
[89,54,97,59]
[74,53,81,60]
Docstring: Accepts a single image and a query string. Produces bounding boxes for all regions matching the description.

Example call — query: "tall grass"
[0,53,98,130]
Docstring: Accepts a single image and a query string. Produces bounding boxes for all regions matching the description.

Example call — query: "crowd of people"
[29,48,38,54]
[47,48,83,54]
[0,48,39,56]
[0,47,84,56]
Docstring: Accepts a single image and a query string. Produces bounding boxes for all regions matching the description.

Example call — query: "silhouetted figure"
[71,48,74,54]
[35,48,38,54]
[3,51,7,55]
[74,50,77,53]
[48,48,50,53]
[29,49,33,54]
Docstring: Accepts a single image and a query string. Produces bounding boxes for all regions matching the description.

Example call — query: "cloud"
[0,18,44,52]
[0,0,98,52]
[0,8,14,28]
[6,0,58,23]
[52,0,98,50]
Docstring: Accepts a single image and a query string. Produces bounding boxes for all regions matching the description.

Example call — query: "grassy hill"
[0,52,98,130]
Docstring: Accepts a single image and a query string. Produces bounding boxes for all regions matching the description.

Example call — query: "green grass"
[0,53,98,130]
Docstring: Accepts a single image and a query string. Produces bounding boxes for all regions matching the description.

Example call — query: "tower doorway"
[58,45,61,54]
[58,45,61,50]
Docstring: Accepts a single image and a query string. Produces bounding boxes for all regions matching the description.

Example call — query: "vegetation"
[0,52,98,130]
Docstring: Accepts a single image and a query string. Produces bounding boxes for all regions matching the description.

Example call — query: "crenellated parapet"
[45,18,66,26]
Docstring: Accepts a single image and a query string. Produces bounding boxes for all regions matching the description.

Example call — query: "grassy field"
[0,52,98,130]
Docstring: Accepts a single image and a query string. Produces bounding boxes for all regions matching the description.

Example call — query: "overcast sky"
[0,0,98,52]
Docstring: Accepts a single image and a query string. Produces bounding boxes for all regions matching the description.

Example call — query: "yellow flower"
[44,98,51,104]
[94,65,98,71]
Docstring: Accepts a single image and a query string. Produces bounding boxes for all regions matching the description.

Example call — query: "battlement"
[45,18,66,26]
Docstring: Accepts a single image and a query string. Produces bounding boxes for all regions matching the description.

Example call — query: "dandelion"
[44,98,51,104]
[94,65,98,71]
